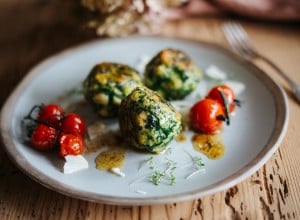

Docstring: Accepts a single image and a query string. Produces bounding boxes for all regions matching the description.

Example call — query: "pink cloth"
[161,0,300,21]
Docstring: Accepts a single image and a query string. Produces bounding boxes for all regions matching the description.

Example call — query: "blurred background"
[1,0,299,107]
[1,1,300,219]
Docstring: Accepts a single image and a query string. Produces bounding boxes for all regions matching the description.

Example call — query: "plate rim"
[0,36,289,205]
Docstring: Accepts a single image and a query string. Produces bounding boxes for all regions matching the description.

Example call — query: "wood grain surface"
[1,1,300,219]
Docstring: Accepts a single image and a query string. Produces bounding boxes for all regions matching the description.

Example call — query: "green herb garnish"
[150,170,165,185]
[66,87,84,97]
[184,150,205,169]
[148,157,177,186]
[139,156,154,170]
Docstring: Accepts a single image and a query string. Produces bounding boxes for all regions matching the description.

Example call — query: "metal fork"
[223,22,300,103]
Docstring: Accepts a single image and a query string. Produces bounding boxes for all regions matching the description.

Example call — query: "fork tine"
[223,22,300,102]
[223,24,237,48]
[223,22,256,58]
[222,22,246,55]
[230,23,248,42]
[229,23,253,49]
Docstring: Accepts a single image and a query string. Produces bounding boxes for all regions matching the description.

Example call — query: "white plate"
[0,36,289,205]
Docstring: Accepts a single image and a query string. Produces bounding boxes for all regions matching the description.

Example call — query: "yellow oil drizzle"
[176,132,187,142]
[192,133,225,159]
[85,129,122,155]
[83,121,127,170]
[95,147,127,170]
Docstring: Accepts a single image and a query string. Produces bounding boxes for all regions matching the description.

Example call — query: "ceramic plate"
[0,36,288,205]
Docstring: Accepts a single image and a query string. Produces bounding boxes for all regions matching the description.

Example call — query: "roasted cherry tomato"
[38,104,64,126]
[59,133,84,157]
[61,113,86,137]
[30,124,57,151]
[190,98,225,134]
[206,84,236,113]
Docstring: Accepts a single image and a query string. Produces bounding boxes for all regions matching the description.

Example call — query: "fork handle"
[257,54,297,90]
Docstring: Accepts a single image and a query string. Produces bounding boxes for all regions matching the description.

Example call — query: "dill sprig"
[193,156,205,169]
[150,170,165,185]
[139,156,154,170]
[184,150,205,169]
[183,150,206,180]
[65,87,84,97]
[148,157,177,186]
[165,147,172,155]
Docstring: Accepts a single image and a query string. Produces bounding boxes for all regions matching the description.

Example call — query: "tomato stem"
[216,115,226,122]
[23,104,63,137]
[23,104,43,121]
[234,99,241,107]
[23,104,63,128]
[218,89,230,125]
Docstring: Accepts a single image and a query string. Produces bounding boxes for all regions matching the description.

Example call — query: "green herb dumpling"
[119,87,182,153]
[144,48,202,100]
[83,62,143,117]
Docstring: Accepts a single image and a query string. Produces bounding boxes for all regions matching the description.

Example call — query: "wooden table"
[1,1,300,219]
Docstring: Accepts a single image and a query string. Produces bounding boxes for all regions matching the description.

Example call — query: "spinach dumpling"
[144,48,202,100]
[83,62,143,117]
[119,87,181,153]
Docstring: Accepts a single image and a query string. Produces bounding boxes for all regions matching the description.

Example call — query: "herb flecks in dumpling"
[83,62,143,117]
[145,48,202,100]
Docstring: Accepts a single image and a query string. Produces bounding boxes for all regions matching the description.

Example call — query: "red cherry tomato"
[38,104,64,126]
[59,133,84,157]
[30,124,57,151]
[61,113,86,137]
[190,98,225,134]
[206,84,236,113]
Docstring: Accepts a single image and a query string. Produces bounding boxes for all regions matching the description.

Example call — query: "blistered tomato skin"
[59,133,84,157]
[38,104,64,126]
[190,98,225,134]
[206,84,236,113]
[24,103,88,157]
[30,124,57,151]
[61,113,86,137]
